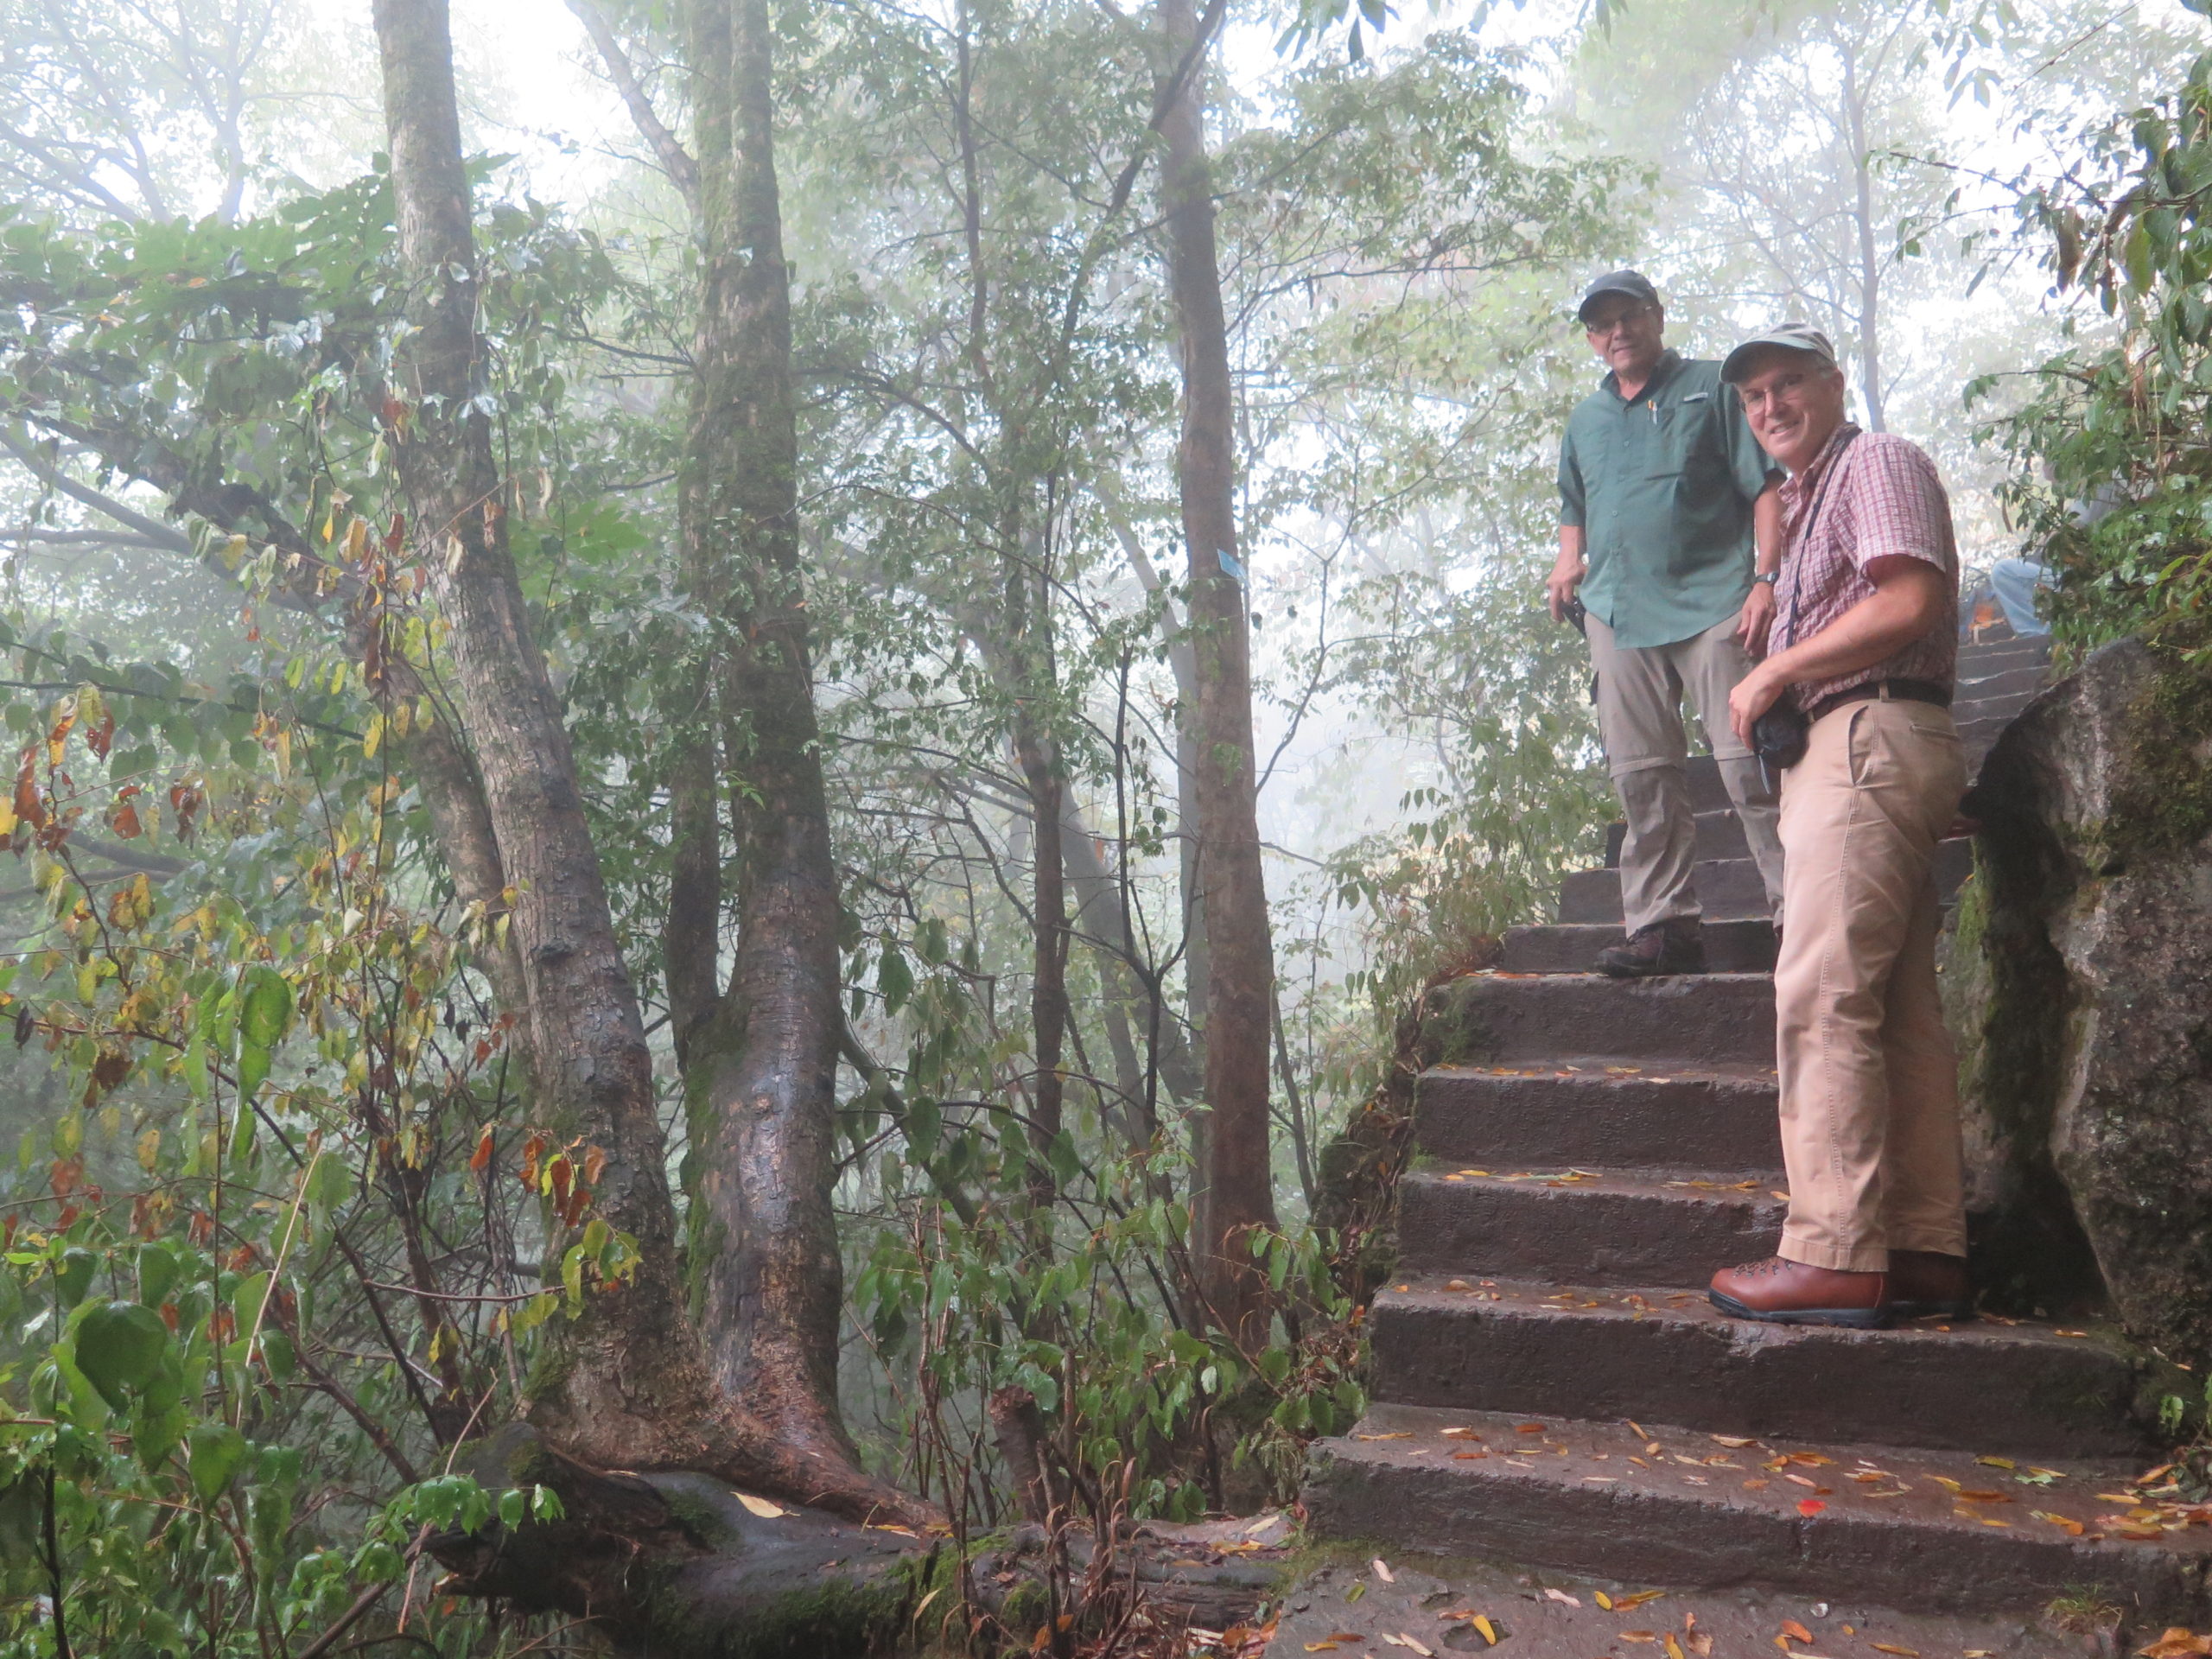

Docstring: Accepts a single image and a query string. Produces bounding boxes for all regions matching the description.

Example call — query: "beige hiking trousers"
[1586,613,1787,934]
[1773,696,1969,1272]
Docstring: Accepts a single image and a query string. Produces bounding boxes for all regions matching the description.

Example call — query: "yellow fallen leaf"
[1665,1633,1686,1659]
[1976,1456,2016,1470]
[1621,1633,1658,1644]
[1304,1645,1339,1653]
[2137,1632,2212,1659]
[1871,1645,1919,1656]
[1473,1615,1498,1646]
[736,1492,787,1518]
[1596,1592,1614,1611]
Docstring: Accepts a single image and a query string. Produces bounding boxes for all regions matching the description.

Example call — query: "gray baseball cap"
[1576,269,1660,324]
[1721,322,1838,383]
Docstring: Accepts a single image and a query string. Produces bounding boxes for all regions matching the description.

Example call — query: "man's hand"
[1547,552,1586,623]
[1736,582,1776,654]
[1728,662,1787,750]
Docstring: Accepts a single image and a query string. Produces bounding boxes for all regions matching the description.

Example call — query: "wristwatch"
[1751,570,1780,586]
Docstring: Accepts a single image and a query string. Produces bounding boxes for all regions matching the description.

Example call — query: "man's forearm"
[1558,524,1586,566]
[1758,570,1943,692]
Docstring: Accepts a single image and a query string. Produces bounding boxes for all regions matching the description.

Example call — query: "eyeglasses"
[1583,306,1654,337]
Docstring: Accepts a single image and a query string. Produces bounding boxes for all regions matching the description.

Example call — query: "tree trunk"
[1156,0,1278,1350]
[372,0,926,1525]
[679,0,860,1479]
[1841,43,1887,434]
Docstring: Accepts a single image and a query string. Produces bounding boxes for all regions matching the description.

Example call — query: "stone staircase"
[1300,626,2212,1620]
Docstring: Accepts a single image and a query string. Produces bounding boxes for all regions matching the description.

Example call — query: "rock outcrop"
[1951,635,2212,1366]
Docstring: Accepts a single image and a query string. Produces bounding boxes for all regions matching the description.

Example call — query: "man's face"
[1582,297,1666,382]
[1734,351,1849,473]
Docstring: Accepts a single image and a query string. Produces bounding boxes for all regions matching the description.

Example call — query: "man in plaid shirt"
[1705,324,1971,1327]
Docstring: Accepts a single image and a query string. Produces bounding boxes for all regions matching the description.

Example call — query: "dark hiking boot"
[1595,918,1706,978]
[1889,1249,1974,1320]
[1709,1255,1891,1328]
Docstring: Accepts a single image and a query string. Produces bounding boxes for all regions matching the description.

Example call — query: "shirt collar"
[1603,347,1681,403]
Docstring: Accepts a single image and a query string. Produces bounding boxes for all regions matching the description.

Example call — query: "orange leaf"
[469,1125,495,1173]
[1782,1623,1815,1644]
[1796,1499,1825,1518]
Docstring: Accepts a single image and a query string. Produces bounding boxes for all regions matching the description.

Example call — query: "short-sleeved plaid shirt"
[1768,423,1959,713]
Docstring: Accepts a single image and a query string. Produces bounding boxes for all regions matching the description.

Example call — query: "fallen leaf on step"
[1303,1644,1338,1652]
[1796,1499,1826,1517]
[1956,1489,2012,1503]
[1355,1433,1414,1441]
[1446,1280,1473,1291]
[1743,1478,1769,1490]
[1870,1646,1918,1656]
[1472,1615,1499,1645]
[736,1493,787,1518]
[2033,1511,2086,1535]
[1664,1635,1686,1659]
[1611,1592,1665,1610]
[1440,1427,1483,1440]
[1771,1191,1790,1202]
[1850,1471,1888,1483]
[1543,1589,1580,1607]
[1384,1636,1434,1656]
[1325,1635,1366,1644]
[1347,1584,1365,1603]
[1710,1434,1757,1447]
[1688,1636,1713,1656]
[1454,1451,1488,1460]
[1372,1559,1395,1583]
[1620,1632,1656,1643]
[1595,1592,1613,1611]
[1458,1170,1491,1177]
[1779,1623,1815,1645]
[1784,1474,1820,1489]
[1788,1452,1835,1466]
[1516,1423,1546,1433]
[2135,1630,2212,1658]
[1627,1421,1648,1439]
[1976,1455,2016,1469]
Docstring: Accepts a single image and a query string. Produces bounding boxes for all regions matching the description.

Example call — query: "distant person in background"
[1709,324,1968,1328]
[1549,270,1788,976]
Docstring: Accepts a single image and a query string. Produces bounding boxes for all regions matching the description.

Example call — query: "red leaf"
[469,1125,495,1174]
[1796,1500,1825,1518]
[86,712,114,760]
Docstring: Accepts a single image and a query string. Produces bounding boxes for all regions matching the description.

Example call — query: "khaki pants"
[1586,613,1786,934]
[1774,696,1968,1272]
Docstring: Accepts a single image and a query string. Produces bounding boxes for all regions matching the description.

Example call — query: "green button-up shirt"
[1558,351,1781,649]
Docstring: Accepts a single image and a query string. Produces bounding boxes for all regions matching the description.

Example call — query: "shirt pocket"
[1643,401,1719,480]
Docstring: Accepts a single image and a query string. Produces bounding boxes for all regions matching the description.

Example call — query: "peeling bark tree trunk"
[1157,0,1278,1349]
[372,0,925,1526]
[679,0,860,1479]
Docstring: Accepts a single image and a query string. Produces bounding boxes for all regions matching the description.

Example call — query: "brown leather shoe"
[1708,1255,1891,1328]
[1595,917,1705,978]
[1889,1250,1974,1320]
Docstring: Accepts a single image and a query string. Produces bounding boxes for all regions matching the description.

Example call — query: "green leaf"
[188,1423,249,1503]
[74,1300,170,1410]
[239,966,293,1048]
[877,947,913,1014]
[236,1040,270,1104]
[54,1247,97,1306]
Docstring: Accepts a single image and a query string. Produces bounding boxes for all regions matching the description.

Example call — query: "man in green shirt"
[1549,270,1786,976]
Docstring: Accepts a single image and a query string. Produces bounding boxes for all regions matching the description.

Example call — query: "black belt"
[1806,677,1952,725]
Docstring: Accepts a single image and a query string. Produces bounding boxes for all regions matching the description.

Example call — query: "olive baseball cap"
[1576,269,1660,324]
[1721,322,1838,383]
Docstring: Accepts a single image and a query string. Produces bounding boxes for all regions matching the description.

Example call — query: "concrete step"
[1366,1276,2154,1459]
[1558,840,1972,925]
[1685,753,1730,813]
[1426,973,1777,1066]
[1956,639,2050,675]
[1416,1062,1781,1169]
[1500,918,1776,974]
[1398,1166,1784,1284]
[1603,808,1751,869]
[1955,662,2050,704]
[1560,856,1770,923]
[1303,1403,2207,1618]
